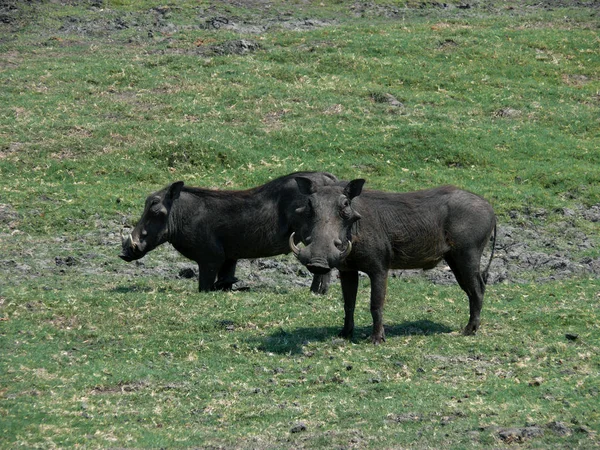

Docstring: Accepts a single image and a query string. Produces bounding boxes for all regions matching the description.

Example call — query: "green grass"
[2,275,599,447]
[2,4,599,221]
[1,1,599,447]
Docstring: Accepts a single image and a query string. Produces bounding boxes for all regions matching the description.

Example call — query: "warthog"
[119,172,338,293]
[290,178,496,344]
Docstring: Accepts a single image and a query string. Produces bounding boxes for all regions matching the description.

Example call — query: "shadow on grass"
[111,285,158,294]
[255,320,453,354]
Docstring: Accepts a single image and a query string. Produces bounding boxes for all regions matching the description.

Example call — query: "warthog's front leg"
[198,263,220,292]
[339,270,359,339]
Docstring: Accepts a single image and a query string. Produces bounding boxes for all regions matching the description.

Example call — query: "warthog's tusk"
[120,229,133,240]
[121,230,136,249]
[340,239,352,259]
[289,232,301,257]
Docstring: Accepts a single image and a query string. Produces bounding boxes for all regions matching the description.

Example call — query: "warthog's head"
[289,178,364,274]
[119,181,184,262]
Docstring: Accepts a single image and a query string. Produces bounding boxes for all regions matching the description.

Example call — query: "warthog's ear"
[166,181,184,202]
[296,177,316,196]
[344,179,365,200]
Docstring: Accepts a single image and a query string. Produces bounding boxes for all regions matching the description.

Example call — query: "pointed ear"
[166,181,184,202]
[344,179,365,200]
[296,177,316,196]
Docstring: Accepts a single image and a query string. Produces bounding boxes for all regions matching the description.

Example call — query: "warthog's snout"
[119,231,142,262]
[119,249,135,262]
[289,232,352,273]
[306,261,332,275]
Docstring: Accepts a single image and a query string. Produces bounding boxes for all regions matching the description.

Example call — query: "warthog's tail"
[482,221,497,285]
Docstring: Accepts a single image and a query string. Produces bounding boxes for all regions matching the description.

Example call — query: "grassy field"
[1,0,599,448]
[1,275,599,447]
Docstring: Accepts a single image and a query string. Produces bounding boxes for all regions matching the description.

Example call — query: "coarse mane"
[180,185,257,199]
[178,171,337,199]
[358,185,459,238]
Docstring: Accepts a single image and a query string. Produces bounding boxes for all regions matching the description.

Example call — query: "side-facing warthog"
[120,172,338,293]
[289,178,497,344]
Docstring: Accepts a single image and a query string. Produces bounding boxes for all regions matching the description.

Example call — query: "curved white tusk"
[289,232,301,257]
[128,233,137,250]
[339,239,352,259]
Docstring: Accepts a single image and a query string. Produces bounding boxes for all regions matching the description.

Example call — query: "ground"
[0,0,598,290]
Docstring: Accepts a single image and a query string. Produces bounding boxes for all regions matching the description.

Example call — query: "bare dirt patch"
[1,204,598,292]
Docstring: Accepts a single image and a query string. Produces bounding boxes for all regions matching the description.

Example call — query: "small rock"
[529,377,543,387]
[494,107,522,118]
[219,320,235,331]
[561,208,576,217]
[383,93,403,107]
[178,267,196,279]
[231,280,250,291]
[565,333,579,341]
[290,422,307,433]
[498,426,544,443]
[389,413,420,423]
[55,256,76,266]
[370,92,403,107]
[202,39,261,56]
[547,421,571,436]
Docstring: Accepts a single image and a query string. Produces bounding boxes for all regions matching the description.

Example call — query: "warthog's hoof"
[338,328,353,340]
[370,334,385,345]
[214,277,241,291]
[463,323,479,336]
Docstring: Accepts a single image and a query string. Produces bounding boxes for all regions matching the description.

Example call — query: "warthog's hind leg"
[445,251,486,335]
[369,271,388,344]
[214,259,239,291]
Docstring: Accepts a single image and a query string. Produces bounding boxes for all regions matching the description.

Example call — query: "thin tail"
[482,221,497,285]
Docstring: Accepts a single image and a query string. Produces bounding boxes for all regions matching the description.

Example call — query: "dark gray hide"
[119,172,338,293]
[290,179,497,344]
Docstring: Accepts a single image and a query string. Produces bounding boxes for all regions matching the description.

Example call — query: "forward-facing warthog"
[290,178,497,344]
[119,172,338,293]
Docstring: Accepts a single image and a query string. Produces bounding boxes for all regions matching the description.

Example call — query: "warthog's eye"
[149,198,167,216]
[339,197,354,221]
[304,199,315,217]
